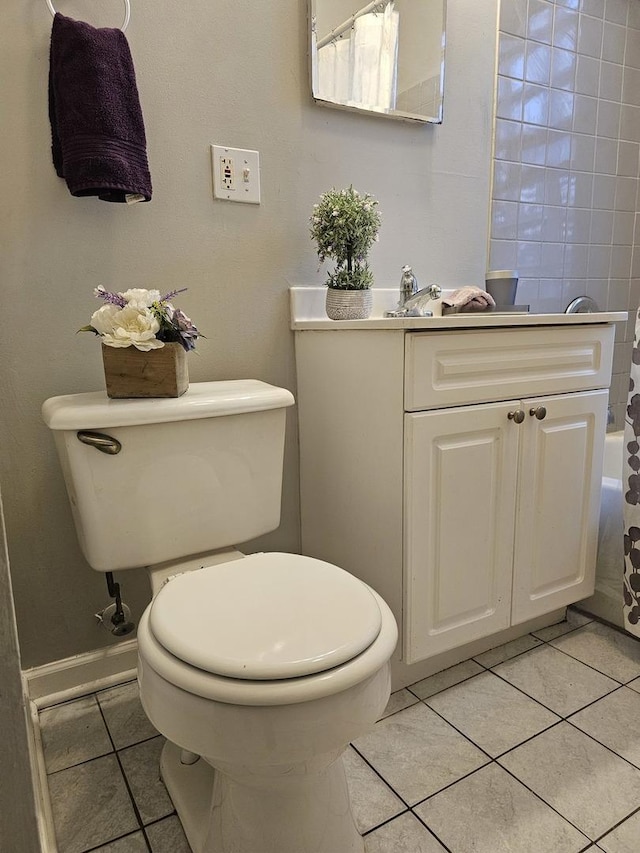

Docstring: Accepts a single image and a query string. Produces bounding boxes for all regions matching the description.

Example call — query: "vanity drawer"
[404,325,615,411]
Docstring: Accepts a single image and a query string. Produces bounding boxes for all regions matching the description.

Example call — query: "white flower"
[90,304,164,351]
[119,288,162,309]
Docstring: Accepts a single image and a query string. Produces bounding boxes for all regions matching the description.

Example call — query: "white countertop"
[290,287,628,331]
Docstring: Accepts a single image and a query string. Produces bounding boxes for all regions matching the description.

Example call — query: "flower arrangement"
[80,287,200,352]
[310,186,381,290]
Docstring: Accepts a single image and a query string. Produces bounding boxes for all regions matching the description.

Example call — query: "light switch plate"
[211,145,261,204]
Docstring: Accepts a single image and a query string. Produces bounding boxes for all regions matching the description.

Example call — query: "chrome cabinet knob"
[529,406,547,420]
[508,410,525,424]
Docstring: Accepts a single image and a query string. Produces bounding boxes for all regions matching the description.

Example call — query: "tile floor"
[38,609,640,853]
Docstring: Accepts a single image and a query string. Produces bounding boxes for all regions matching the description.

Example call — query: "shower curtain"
[317,2,399,112]
[317,38,351,103]
[623,307,640,637]
[350,3,399,111]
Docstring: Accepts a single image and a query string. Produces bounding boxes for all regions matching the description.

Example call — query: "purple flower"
[94,286,127,308]
[160,288,188,302]
[173,309,199,351]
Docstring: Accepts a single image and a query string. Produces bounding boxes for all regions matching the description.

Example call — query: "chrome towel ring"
[45,0,131,31]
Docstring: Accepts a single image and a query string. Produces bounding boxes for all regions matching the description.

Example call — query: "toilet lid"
[148,552,383,680]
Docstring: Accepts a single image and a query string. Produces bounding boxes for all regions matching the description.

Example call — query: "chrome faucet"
[385,268,442,318]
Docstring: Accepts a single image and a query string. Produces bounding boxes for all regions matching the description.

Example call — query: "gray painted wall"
[1,0,497,668]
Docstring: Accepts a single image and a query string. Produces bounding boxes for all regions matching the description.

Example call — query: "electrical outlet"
[211,145,261,204]
[220,156,235,191]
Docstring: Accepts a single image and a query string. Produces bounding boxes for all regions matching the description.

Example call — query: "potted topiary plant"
[310,186,381,320]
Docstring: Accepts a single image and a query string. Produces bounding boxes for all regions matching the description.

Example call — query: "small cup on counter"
[485,270,518,306]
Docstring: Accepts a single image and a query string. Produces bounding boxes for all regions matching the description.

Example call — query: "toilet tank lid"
[42,380,295,430]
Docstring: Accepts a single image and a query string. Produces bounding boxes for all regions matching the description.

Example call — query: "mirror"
[309,0,446,124]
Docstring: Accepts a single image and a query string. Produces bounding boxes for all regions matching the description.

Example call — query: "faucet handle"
[428,284,442,300]
[400,266,419,299]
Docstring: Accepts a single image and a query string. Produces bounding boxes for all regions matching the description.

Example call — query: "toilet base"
[160,741,212,852]
[160,740,364,853]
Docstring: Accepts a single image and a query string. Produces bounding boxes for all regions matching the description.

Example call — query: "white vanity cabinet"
[294,320,615,681]
[404,389,608,662]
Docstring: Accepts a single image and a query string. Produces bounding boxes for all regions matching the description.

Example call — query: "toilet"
[42,379,398,853]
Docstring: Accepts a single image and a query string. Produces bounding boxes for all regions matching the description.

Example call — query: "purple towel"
[48,13,152,203]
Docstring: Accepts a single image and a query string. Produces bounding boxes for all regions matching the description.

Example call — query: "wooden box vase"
[102,342,189,398]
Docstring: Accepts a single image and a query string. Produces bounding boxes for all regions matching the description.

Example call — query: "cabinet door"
[404,402,520,663]
[512,389,608,623]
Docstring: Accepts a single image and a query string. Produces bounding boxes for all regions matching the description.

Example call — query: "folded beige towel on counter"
[442,286,496,310]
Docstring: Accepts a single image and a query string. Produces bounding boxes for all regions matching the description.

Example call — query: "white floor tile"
[550,622,640,683]
[92,832,148,852]
[97,681,158,749]
[48,754,138,853]
[492,644,619,715]
[416,763,589,853]
[118,736,173,825]
[353,702,488,805]
[408,660,484,700]
[342,746,405,833]
[532,609,592,641]
[426,670,559,756]
[146,815,191,853]
[498,722,640,839]
[628,677,640,694]
[599,810,640,853]
[473,633,542,667]
[364,813,447,852]
[39,695,112,773]
[570,687,640,768]
[380,688,419,719]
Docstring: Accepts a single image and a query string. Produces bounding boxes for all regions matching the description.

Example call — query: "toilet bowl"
[42,380,398,853]
[138,552,397,853]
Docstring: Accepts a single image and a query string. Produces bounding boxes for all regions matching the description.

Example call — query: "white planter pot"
[325,288,373,321]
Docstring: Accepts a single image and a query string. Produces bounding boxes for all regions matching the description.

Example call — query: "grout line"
[591,802,640,846]
[82,827,148,853]
[540,638,632,685]
[360,808,410,837]
[407,809,455,853]
[348,744,414,811]
[96,697,154,852]
[378,699,420,722]
[564,710,640,777]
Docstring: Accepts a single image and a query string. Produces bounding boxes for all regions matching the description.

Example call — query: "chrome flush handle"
[77,431,122,455]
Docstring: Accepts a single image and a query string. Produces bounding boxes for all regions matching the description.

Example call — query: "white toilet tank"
[42,380,295,572]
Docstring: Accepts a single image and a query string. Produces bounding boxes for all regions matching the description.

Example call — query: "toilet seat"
[149,552,382,679]
[137,558,398,707]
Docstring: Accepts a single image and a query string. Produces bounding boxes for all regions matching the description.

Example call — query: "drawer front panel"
[404,325,614,411]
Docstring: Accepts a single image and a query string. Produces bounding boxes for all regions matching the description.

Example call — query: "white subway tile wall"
[492,0,640,427]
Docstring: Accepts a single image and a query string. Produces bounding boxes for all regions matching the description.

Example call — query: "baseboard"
[23,638,138,708]
[22,641,139,851]
[24,690,58,852]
